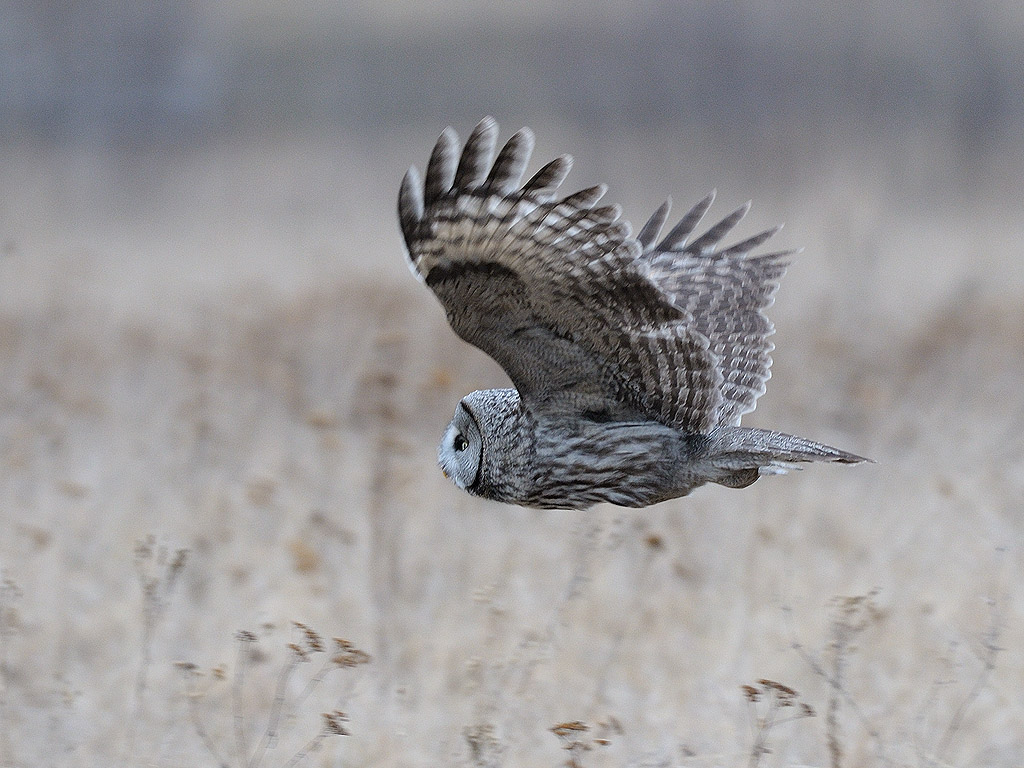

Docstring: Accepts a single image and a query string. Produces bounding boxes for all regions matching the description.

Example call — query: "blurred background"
[0,2,1022,766]
[2,1,1021,322]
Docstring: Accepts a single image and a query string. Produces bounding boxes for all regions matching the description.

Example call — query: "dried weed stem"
[175,662,230,768]
[935,594,1002,759]
[129,536,188,759]
[182,624,367,768]
[233,629,258,767]
[551,721,592,768]
[464,723,503,768]
[742,679,815,768]
[133,537,189,703]
[0,575,21,768]
[785,592,890,767]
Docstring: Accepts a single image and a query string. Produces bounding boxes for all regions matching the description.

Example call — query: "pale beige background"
[0,2,1022,766]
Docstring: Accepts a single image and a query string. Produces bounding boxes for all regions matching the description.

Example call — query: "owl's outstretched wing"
[636,194,793,426]
[399,117,723,433]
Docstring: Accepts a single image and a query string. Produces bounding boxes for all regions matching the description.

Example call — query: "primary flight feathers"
[400,116,791,433]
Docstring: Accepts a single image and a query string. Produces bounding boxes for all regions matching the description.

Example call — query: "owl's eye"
[454,434,469,452]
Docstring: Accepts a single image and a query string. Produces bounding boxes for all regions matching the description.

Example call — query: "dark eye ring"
[454,434,469,452]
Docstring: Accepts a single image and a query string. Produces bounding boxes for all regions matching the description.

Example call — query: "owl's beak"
[441,467,449,479]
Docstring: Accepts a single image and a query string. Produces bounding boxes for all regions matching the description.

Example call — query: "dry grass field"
[0,5,1023,765]
[0,125,1021,768]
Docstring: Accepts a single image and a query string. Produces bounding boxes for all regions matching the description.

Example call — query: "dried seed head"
[235,630,258,644]
[331,638,371,667]
[322,710,350,736]
[758,679,796,696]
[169,548,189,576]
[644,534,665,550]
[758,679,798,700]
[305,630,324,653]
[294,621,325,652]
[288,642,310,662]
[551,721,589,738]
[332,649,371,667]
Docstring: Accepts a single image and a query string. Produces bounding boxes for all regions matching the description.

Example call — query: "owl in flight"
[398,117,867,510]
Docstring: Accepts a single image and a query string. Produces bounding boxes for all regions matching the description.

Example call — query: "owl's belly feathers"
[477,413,708,510]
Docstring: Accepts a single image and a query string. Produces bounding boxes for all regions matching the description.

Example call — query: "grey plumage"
[399,117,868,510]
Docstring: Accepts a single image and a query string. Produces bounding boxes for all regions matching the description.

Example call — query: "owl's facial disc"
[438,402,483,490]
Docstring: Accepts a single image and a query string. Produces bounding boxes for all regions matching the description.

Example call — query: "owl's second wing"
[636,193,793,427]
[399,118,723,433]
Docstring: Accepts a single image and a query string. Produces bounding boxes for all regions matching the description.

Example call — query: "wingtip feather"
[686,201,752,255]
[455,117,500,190]
[486,126,536,194]
[722,224,783,257]
[637,198,672,251]
[522,154,573,198]
[398,165,424,241]
[561,183,607,209]
[424,128,459,204]
[657,190,716,251]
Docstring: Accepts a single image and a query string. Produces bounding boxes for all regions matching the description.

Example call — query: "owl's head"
[438,388,523,498]
[438,401,483,490]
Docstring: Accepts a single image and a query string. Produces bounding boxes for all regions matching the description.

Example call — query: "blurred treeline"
[1,1,1018,164]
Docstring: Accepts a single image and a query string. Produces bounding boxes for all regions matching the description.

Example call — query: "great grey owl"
[398,117,867,510]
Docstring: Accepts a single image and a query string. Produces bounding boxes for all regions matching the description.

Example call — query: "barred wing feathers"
[637,193,793,426]
[399,117,723,433]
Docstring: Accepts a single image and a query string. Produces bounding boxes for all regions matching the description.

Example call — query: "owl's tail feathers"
[708,427,871,487]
